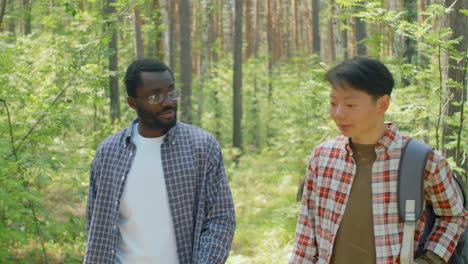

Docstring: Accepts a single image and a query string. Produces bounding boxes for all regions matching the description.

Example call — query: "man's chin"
[152,118,177,130]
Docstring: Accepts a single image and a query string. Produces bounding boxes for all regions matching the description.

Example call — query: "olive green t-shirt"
[330,143,376,264]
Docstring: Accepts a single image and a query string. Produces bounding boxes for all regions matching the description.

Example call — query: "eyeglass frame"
[133,89,182,105]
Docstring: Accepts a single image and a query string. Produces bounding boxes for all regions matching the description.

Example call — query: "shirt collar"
[123,119,178,147]
[343,122,398,155]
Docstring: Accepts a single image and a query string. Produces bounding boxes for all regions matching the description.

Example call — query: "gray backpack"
[398,138,466,263]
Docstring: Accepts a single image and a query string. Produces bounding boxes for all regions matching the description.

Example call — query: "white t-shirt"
[116,124,179,264]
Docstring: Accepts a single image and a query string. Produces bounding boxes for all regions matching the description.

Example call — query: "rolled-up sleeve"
[424,151,468,262]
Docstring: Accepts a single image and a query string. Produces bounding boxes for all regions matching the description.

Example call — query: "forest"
[0,0,466,263]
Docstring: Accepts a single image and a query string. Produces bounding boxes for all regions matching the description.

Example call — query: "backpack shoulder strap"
[398,138,433,221]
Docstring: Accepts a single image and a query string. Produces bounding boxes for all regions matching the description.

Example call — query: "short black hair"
[325,57,394,99]
[124,58,174,97]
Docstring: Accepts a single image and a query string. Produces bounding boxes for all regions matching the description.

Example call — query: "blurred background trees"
[0,0,466,263]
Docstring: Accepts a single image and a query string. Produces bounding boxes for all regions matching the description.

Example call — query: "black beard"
[136,105,177,131]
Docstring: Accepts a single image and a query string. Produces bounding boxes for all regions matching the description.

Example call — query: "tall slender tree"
[22,0,31,35]
[312,0,321,54]
[7,0,15,33]
[0,0,7,31]
[147,0,164,58]
[179,0,192,123]
[168,0,176,70]
[233,0,244,150]
[244,0,253,59]
[134,6,144,59]
[105,0,120,122]
[442,0,467,168]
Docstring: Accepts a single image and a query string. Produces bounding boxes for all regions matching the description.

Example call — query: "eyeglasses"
[136,89,182,105]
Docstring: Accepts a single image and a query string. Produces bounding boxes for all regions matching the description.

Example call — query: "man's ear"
[377,95,390,114]
[127,96,137,110]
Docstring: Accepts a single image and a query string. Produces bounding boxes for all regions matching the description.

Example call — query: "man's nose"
[160,94,175,106]
[332,105,345,119]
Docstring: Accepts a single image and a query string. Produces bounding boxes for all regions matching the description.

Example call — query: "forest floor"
[225,148,302,264]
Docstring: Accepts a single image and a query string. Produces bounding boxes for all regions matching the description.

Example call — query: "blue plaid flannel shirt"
[84,120,236,264]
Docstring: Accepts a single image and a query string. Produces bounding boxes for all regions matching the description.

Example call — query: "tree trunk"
[327,0,336,63]
[0,0,7,31]
[253,0,259,55]
[168,0,176,70]
[134,7,144,59]
[179,0,192,123]
[417,0,428,66]
[312,0,321,54]
[197,0,213,126]
[348,16,356,57]
[244,0,253,59]
[22,0,31,35]
[442,0,467,168]
[332,0,343,62]
[217,0,223,60]
[148,0,164,59]
[7,0,14,33]
[341,17,348,59]
[402,0,417,64]
[233,0,243,150]
[105,0,120,122]
[266,0,274,101]
[292,0,298,53]
[355,6,367,56]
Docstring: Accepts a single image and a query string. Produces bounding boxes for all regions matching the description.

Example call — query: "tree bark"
[22,0,31,35]
[312,0,321,54]
[442,0,467,168]
[266,0,274,101]
[105,0,120,122]
[244,0,253,59]
[7,0,14,33]
[292,0,299,53]
[355,8,366,55]
[168,0,176,70]
[233,0,243,150]
[134,7,144,59]
[148,0,164,59]
[403,0,418,61]
[0,0,7,31]
[179,0,192,123]
[253,0,259,55]
[327,0,336,63]
[197,0,213,126]
[417,0,428,66]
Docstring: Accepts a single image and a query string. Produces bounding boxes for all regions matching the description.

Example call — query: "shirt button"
[115,201,118,206]
[129,152,134,157]
[114,225,117,230]
[121,176,125,181]
[111,249,115,254]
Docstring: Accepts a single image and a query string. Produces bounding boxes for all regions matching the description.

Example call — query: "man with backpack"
[290,57,467,264]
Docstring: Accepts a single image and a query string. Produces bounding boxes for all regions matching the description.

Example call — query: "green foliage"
[0,0,466,263]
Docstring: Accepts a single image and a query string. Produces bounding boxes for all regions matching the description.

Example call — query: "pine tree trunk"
[355,9,366,55]
[244,0,253,59]
[105,0,120,122]
[312,0,321,54]
[179,0,192,123]
[7,0,15,33]
[233,0,243,150]
[22,0,31,35]
[134,7,144,59]
[0,0,7,31]
[442,0,467,168]
[168,0,176,70]
[148,0,164,59]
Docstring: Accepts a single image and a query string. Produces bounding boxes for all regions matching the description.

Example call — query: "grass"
[225,147,304,264]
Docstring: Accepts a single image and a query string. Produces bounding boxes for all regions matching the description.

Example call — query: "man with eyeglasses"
[84,58,235,264]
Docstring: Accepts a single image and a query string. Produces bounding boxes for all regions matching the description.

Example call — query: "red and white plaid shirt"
[290,123,467,264]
